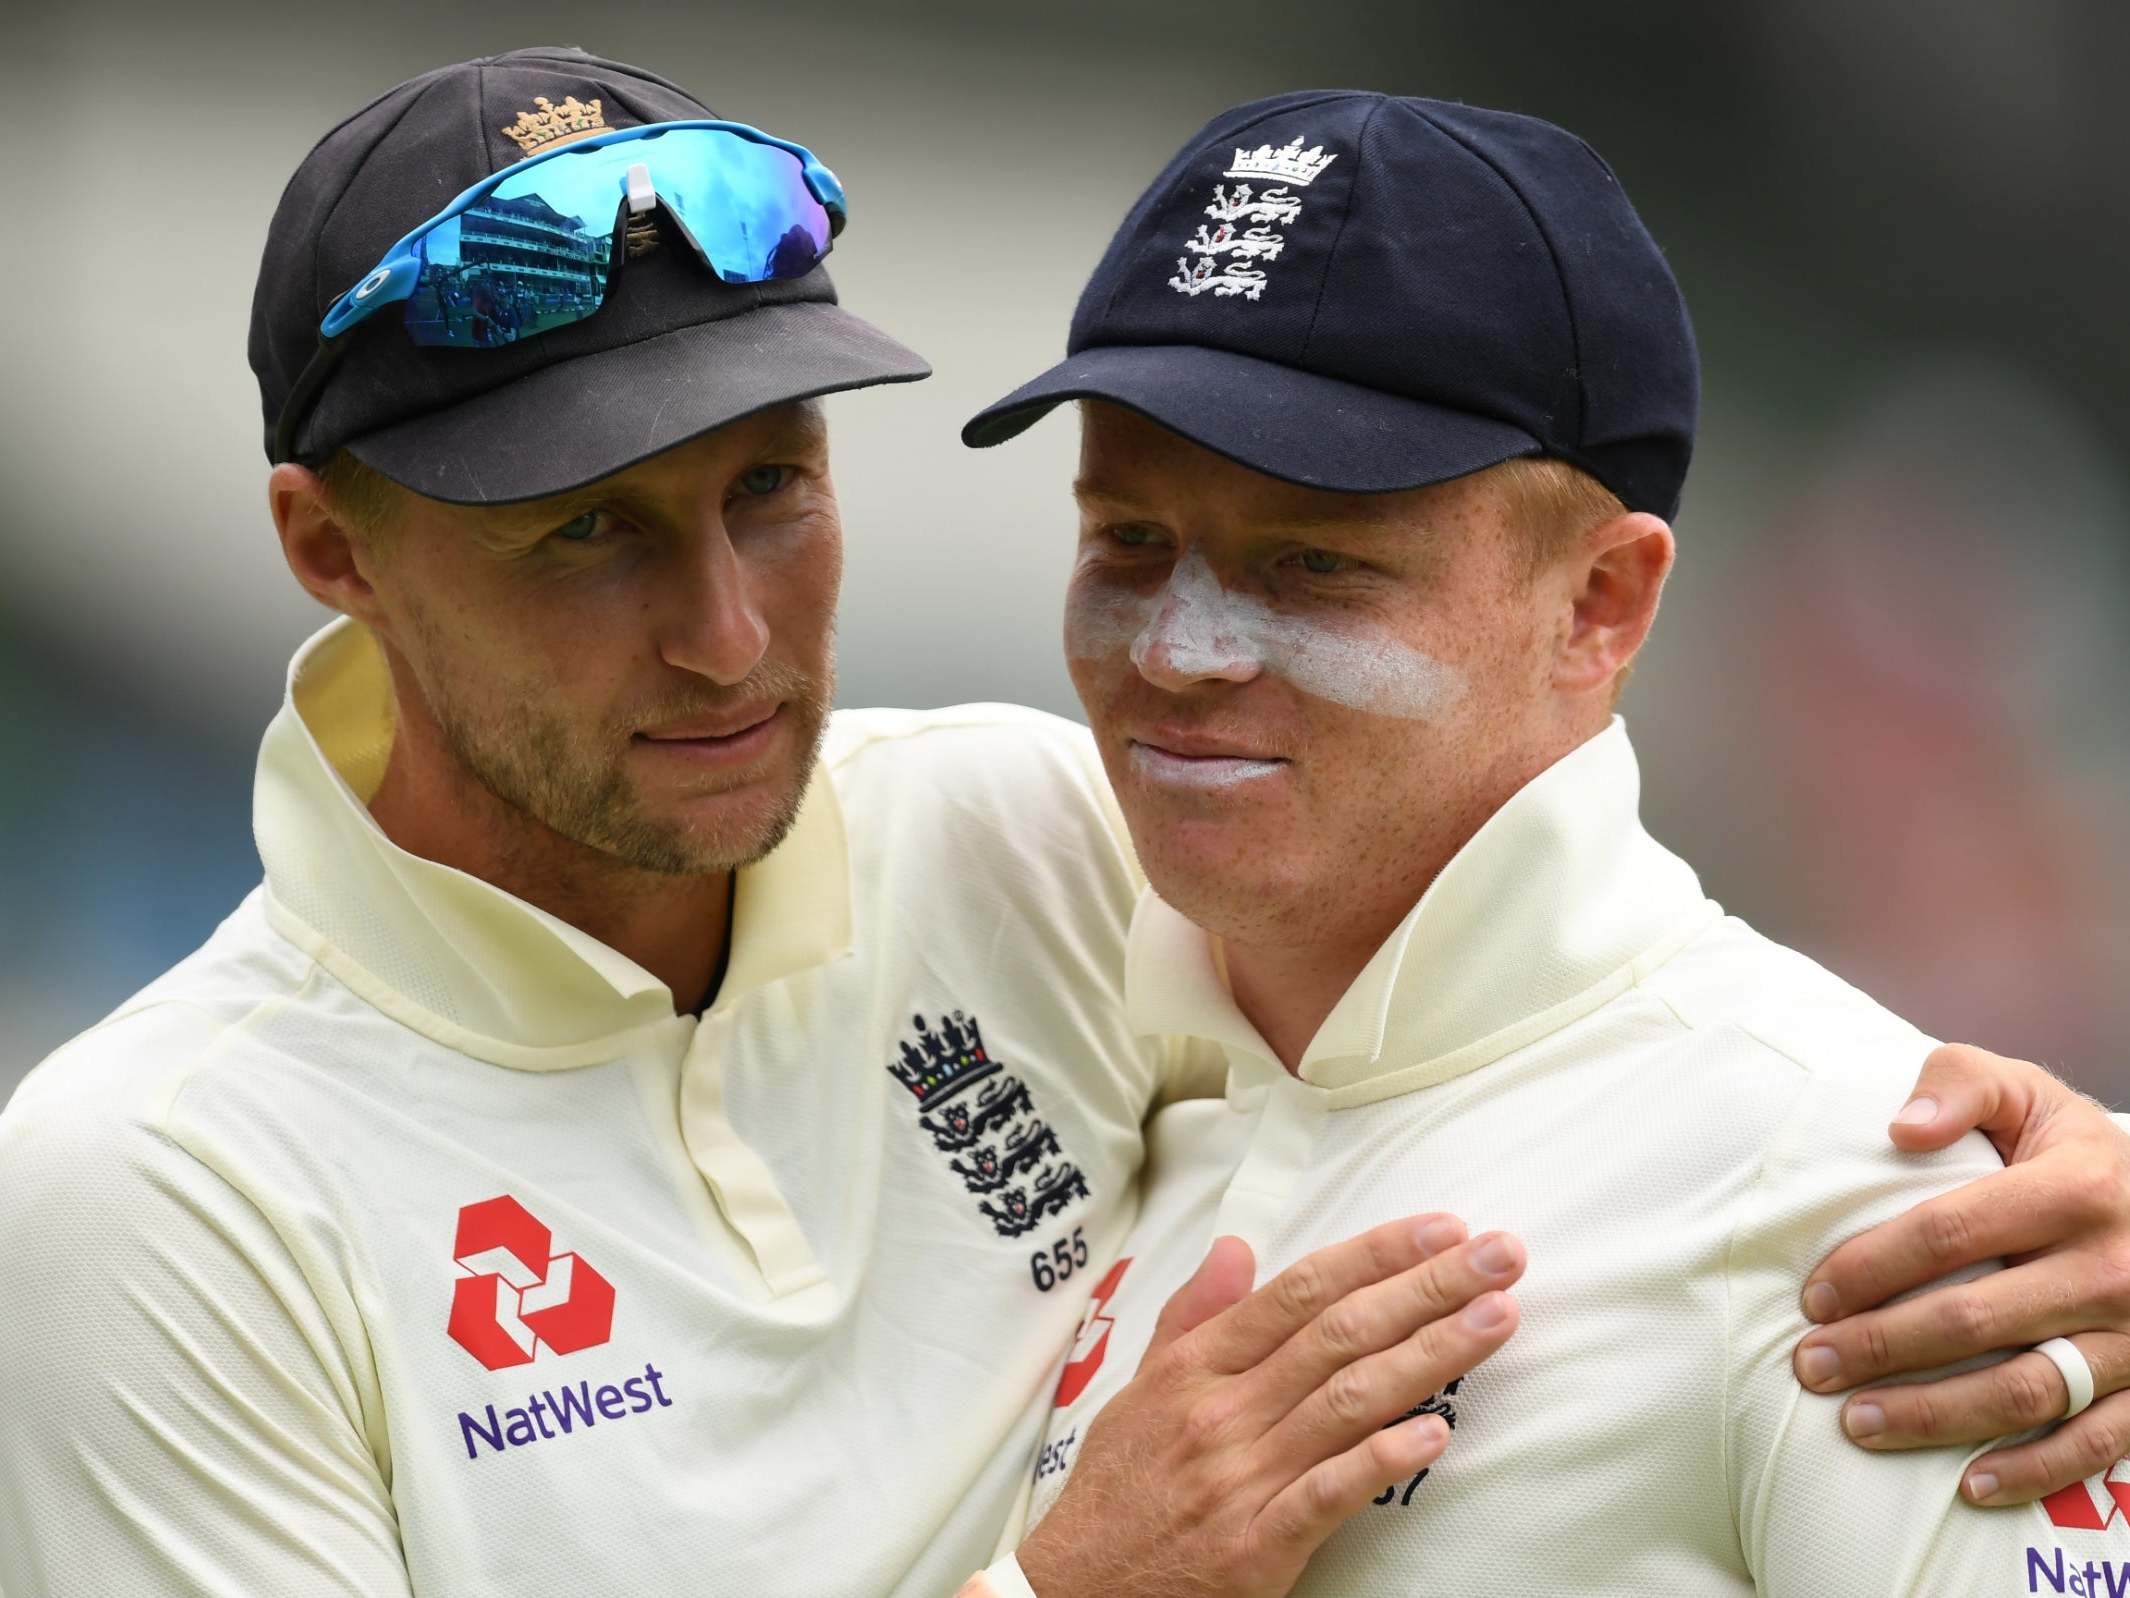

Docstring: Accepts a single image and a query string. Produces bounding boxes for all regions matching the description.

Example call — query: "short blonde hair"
[1485,455,1640,702]
[1486,454,1628,577]
[317,450,404,544]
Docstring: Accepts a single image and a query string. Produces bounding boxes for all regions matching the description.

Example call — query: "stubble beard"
[423,649,834,880]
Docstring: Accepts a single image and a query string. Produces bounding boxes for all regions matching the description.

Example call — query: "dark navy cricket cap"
[963,91,1698,521]
[251,45,929,504]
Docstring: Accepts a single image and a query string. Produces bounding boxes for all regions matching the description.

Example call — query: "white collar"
[1124,720,1717,1108]
[253,619,852,1070]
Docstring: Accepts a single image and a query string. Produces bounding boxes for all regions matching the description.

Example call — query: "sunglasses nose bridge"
[624,161,656,217]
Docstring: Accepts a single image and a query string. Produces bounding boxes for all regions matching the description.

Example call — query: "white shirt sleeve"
[963,1553,1041,1598]
[1726,1064,2075,1593]
[0,1093,411,1597]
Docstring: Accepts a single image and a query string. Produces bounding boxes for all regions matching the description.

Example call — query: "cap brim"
[962,344,1542,494]
[348,301,930,505]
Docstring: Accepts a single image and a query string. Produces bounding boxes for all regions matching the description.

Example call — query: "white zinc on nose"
[1065,547,1469,721]
[1129,548,1262,679]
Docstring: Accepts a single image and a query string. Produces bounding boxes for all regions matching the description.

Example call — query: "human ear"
[1554,512,1674,696]
[268,462,383,624]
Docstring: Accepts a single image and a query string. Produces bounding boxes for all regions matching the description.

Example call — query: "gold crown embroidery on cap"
[500,95,608,155]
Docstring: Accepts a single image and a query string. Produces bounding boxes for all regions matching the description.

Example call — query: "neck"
[367,742,734,1014]
[1218,722,1603,1073]
[1222,927,1391,1073]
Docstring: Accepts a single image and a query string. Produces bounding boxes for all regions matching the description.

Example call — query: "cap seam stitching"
[477,61,493,181]
[296,75,465,458]
[1100,91,1364,329]
[310,76,459,317]
[1298,97,1388,368]
[1404,104,1587,446]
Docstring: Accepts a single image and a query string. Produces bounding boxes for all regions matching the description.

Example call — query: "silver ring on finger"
[2035,1337,2096,1420]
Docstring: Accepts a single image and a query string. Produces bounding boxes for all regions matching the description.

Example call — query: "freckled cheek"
[1061,578,1149,664]
[1057,599,1129,734]
[1063,647,1134,743]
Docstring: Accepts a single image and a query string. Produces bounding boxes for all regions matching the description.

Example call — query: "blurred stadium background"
[4,0,2127,1100]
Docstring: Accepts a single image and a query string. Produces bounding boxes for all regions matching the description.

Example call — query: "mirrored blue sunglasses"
[271,118,846,463]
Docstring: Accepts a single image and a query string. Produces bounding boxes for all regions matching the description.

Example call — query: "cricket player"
[960,91,2130,1593]
[0,49,2123,1598]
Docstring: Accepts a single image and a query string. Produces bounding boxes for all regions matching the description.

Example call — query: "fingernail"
[1967,1470,2000,1502]
[1843,1402,1884,1439]
[1894,1095,1939,1127]
[1799,1344,1841,1388]
[1463,1293,1510,1332]
[1404,1412,1449,1443]
[1474,1236,1516,1276]
[1802,1282,1840,1322]
[1417,1218,1463,1255]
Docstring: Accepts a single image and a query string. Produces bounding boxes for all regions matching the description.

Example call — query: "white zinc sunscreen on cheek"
[1064,548,1468,721]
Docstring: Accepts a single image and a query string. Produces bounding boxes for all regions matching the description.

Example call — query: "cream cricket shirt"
[0,618,1172,1598]
[1021,721,2111,1596]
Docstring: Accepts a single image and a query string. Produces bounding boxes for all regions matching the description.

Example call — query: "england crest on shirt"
[885,1009,1089,1240]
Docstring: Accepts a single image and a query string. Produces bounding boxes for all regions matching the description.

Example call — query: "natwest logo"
[448,1196,615,1371]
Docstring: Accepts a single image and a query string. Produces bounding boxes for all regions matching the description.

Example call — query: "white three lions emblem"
[1168,136,1336,303]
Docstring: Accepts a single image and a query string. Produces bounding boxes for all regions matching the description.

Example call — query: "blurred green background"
[5,0,2127,1098]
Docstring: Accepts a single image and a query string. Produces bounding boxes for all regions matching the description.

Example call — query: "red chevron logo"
[2042,1467,2130,1533]
[1056,1257,1133,1407]
[447,1196,615,1371]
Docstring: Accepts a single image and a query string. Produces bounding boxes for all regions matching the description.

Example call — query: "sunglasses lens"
[400,128,830,347]
[404,199,616,349]
[645,128,832,284]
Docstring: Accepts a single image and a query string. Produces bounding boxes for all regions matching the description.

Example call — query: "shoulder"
[822,703,1139,883]
[0,897,355,1356]
[4,889,313,1145]
[1639,916,1999,1288]
[1644,913,1946,1136]
[0,1004,272,1296]
[824,702,1106,790]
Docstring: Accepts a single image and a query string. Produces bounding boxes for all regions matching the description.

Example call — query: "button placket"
[625,1021,771,1295]
[1211,1069,1329,1261]
[678,1010,828,1298]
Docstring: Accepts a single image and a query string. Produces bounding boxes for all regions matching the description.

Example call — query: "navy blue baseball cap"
[963,91,1698,521]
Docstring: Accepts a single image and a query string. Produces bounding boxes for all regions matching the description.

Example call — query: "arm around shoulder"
[1725,1065,2074,1593]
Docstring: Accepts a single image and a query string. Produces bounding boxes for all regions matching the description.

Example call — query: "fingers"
[1253,1413,1451,1565]
[1191,1214,1469,1375]
[1966,1385,2130,1506]
[1835,1333,2130,1450]
[1146,1235,1259,1363]
[1801,1161,2117,1325]
[1883,1043,2046,1156]
[1258,1285,1518,1470]
[1797,1256,2099,1394]
[1244,1231,1525,1432]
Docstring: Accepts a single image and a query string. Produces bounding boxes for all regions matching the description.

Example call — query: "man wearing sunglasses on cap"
[0,46,2125,1598]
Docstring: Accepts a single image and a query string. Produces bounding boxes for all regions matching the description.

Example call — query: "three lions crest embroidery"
[886,1010,1089,1238]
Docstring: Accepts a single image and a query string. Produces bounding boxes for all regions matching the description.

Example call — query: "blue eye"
[1111,525,1159,547]
[1299,548,1347,574]
[551,511,602,542]
[737,465,790,497]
